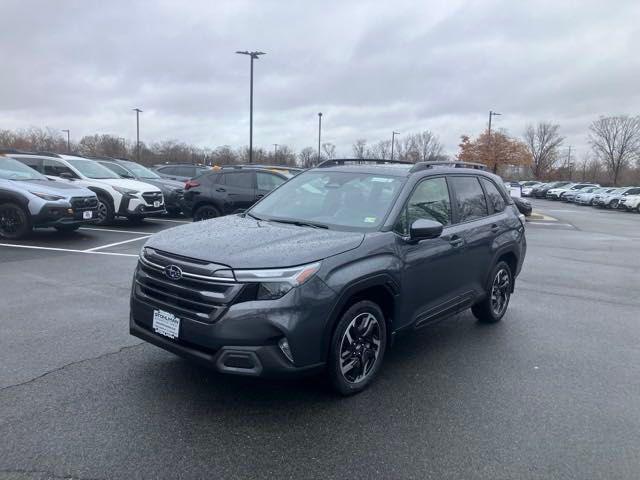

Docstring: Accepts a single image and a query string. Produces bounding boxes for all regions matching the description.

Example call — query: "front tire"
[328,300,387,396]
[472,261,513,324]
[0,202,32,239]
[95,196,115,226]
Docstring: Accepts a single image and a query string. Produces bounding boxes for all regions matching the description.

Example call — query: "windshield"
[0,157,47,180]
[66,159,120,179]
[121,161,161,179]
[249,170,405,231]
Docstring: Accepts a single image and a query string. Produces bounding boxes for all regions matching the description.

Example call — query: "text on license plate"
[83,211,93,219]
[153,309,180,339]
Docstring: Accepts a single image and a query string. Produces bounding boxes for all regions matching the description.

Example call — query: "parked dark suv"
[130,160,526,395]
[181,165,299,221]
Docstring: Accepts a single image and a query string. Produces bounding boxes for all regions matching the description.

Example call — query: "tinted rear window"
[449,176,489,222]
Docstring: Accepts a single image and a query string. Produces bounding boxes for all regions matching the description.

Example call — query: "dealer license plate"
[153,200,161,208]
[153,309,180,339]
[83,210,93,219]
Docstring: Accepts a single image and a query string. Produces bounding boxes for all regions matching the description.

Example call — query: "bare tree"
[589,115,640,186]
[413,130,444,162]
[367,140,391,159]
[299,147,316,168]
[523,122,564,179]
[352,139,367,159]
[322,142,336,160]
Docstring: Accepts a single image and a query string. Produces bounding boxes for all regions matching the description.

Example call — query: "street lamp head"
[318,112,322,117]
[133,108,143,113]
[236,50,266,59]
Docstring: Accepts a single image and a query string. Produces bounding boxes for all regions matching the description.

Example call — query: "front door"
[220,171,256,214]
[396,176,469,329]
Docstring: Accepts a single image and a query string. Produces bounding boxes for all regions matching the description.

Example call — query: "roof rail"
[33,151,63,158]
[409,161,486,172]
[317,158,413,168]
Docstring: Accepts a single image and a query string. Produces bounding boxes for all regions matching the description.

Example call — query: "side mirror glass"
[409,219,443,241]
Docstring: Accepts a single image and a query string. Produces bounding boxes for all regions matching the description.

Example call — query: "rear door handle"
[491,223,500,233]
[216,188,226,192]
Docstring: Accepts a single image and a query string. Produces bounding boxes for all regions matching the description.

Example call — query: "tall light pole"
[488,110,501,173]
[236,50,266,164]
[133,108,142,162]
[488,110,501,137]
[119,137,126,157]
[317,112,323,164]
[273,143,279,163]
[61,129,70,152]
[390,131,400,160]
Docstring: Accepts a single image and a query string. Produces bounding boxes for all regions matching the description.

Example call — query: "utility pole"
[236,50,266,164]
[133,108,142,162]
[273,143,279,163]
[391,131,400,160]
[317,112,323,164]
[61,129,70,152]
[488,110,502,173]
[566,145,572,180]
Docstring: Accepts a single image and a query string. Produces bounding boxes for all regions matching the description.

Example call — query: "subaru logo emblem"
[164,264,183,280]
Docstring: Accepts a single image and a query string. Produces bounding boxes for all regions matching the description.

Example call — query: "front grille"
[135,248,243,323]
[142,192,163,205]
[70,196,98,210]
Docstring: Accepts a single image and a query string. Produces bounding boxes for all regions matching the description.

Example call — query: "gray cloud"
[1,0,639,158]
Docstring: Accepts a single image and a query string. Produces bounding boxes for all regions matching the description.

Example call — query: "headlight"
[113,186,139,196]
[234,262,321,300]
[30,191,65,201]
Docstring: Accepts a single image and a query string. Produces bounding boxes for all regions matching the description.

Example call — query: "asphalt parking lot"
[1,202,639,480]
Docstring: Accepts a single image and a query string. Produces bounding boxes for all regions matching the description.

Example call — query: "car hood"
[7,178,95,197]
[144,214,365,269]
[135,178,184,191]
[94,178,161,192]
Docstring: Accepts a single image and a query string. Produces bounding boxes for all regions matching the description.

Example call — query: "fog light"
[67,208,74,214]
[278,338,294,364]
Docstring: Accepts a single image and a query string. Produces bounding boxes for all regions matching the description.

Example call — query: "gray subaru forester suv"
[0,156,98,239]
[130,160,527,395]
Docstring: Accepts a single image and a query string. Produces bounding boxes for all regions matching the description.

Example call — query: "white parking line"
[147,218,190,224]
[79,227,153,235]
[0,243,139,257]
[84,235,151,252]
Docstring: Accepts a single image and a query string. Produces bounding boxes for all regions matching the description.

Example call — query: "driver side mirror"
[409,219,443,242]
[59,172,75,180]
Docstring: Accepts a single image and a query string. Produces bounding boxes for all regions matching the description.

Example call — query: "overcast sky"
[1,0,639,158]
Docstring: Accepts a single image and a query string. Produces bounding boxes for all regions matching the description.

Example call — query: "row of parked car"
[0,149,305,239]
[519,180,640,212]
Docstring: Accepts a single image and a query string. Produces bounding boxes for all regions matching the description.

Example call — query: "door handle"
[216,188,226,192]
[256,194,264,198]
[491,223,500,233]
[448,235,464,248]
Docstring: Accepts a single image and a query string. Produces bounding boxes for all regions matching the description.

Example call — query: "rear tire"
[0,202,32,239]
[193,205,220,222]
[95,196,115,226]
[472,261,513,324]
[328,300,387,396]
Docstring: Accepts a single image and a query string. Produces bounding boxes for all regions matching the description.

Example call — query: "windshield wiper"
[268,218,329,229]
[245,212,263,221]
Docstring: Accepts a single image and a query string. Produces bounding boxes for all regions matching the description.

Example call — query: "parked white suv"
[619,193,640,212]
[11,153,165,225]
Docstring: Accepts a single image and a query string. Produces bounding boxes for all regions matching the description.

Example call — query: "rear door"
[219,171,256,213]
[448,175,496,297]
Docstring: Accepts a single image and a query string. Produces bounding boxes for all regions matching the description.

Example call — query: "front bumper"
[118,195,167,217]
[32,202,99,228]
[129,266,335,378]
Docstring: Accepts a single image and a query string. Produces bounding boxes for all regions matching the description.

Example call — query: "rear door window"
[224,172,254,189]
[449,176,489,223]
[177,166,196,177]
[480,178,506,214]
[15,157,43,173]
